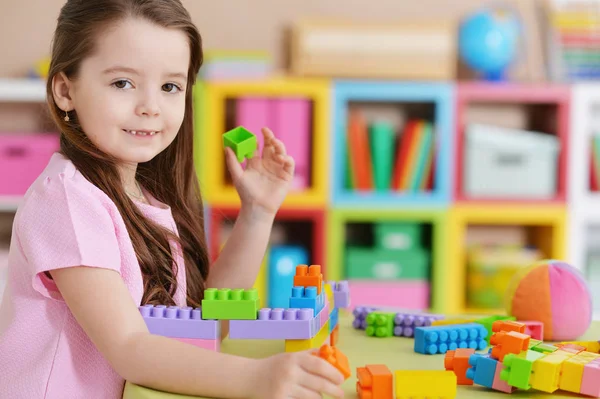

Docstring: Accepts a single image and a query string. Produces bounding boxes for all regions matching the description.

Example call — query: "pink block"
[272,98,310,190]
[492,363,517,393]
[236,97,269,162]
[521,321,544,340]
[0,133,60,195]
[173,337,220,352]
[319,301,330,329]
[581,361,600,397]
[348,280,429,309]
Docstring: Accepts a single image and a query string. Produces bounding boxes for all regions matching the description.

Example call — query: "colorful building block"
[366,311,395,338]
[466,353,497,388]
[490,330,530,361]
[528,350,573,393]
[492,362,517,393]
[173,337,220,352]
[228,308,316,339]
[352,306,379,330]
[581,358,600,397]
[521,320,544,340]
[330,325,339,347]
[285,320,330,352]
[139,305,220,339]
[559,352,595,393]
[531,342,559,354]
[555,343,587,354]
[329,307,339,332]
[500,350,546,390]
[201,288,259,320]
[492,320,525,334]
[561,341,600,354]
[444,348,475,385]
[393,312,445,338]
[222,126,257,162]
[414,323,488,355]
[289,286,325,315]
[474,315,516,344]
[356,365,393,399]
[394,370,457,398]
[294,264,323,294]
[327,280,351,308]
[312,344,351,380]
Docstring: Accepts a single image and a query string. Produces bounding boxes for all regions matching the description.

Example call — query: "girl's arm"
[205,205,274,289]
[50,266,258,398]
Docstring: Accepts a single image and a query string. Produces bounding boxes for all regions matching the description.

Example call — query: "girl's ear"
[52,71,75,112]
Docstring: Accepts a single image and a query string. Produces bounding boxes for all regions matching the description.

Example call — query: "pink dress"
[0,152,188,398]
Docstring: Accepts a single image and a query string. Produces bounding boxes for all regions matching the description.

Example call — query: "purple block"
[392,311,445,338]
[352,306,378,330]
[140,305,220,339]
[328,280,351,308]
[228,308,316,339]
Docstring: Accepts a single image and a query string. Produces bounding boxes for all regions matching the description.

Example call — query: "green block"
[369,121,395,191]
[201,288,259,320]
[374,222,422,251]
[474,315,516,344]
[531,343,559,354]
[501,350,546,390]
[365,311,395,337]
[223,126,258,162]
[345,247,429,280]
[528,339,542,349]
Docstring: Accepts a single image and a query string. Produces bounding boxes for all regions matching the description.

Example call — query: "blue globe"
[459,8,520,81]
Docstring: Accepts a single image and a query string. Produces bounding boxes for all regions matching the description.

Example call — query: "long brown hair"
[45,0,209,307]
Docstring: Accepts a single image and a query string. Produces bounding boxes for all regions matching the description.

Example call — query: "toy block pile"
[352,306,445,338]
[442,319,600,397]
[138,264,351,355]
[356,364,456,399]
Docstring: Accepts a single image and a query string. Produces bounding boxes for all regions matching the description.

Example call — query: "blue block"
[466,354,498,388]
[329,307,339,332]
[289,286,324,315]
[414,323,488,355]
[267,245,308,309]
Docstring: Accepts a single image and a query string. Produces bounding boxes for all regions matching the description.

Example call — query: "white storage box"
[464,124,560,199]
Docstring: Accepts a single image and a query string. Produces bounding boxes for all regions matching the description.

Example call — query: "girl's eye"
[112,80,132,89]
[162,83,182,93]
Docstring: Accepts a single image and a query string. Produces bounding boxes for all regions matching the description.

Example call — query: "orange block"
[294,265,323,294]
[330,325,339,347]
[490,331,530,361]
[444,348,475,385]
[492,320,526,334]
[555,343,586,354]
[313,344,351,380]
[356,364,393,399]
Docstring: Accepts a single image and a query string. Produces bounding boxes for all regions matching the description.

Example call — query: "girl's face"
[66,17,190,164]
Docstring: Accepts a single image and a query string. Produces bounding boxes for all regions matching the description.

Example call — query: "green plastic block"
[531,342,559,354]
[500,350,546,390]
[528,339,542,349]
[474,315,516,344]
[345,247,429,280]
[223,126,258,162]
[201,288,259,320]
[365,311,395,337]
[374,222,422,250]
[369,121,395,191]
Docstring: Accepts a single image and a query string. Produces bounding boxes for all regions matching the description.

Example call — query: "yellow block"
[253,255,268,308]
[559,353,596,393]
[201,77,330,208]
[324,282,333,306]
[530,351,572,393]
[561,341,600,354]
[394,370,456,398]
[285,320,330,352]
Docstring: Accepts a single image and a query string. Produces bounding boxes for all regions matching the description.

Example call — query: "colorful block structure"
[414,323,488,355]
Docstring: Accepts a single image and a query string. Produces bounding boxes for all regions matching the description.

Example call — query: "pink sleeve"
[17,172,122,301]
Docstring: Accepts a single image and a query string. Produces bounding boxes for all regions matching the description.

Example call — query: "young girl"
[0,0,345,398]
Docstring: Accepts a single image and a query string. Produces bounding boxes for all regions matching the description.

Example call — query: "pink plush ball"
[505,260,592,341]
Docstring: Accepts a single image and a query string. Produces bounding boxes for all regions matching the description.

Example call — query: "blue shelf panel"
[331,80,455,207]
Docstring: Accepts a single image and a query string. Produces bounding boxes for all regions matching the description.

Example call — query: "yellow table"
[123,312,600,399]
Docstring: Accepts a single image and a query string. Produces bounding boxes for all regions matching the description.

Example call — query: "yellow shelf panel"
[199,77,330,208]
[445,204,568,314]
